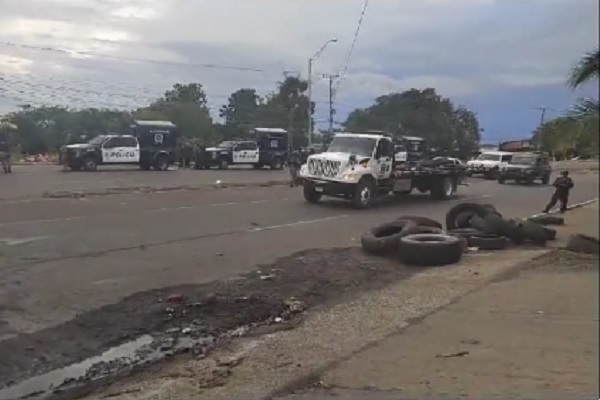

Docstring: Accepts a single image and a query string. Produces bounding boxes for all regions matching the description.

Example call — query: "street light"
[307,38,337,147]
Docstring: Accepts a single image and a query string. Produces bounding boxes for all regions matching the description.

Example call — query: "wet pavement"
[0,172,597,397]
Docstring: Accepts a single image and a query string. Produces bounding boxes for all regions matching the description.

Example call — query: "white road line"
[0,198,291,227]
[0,236,50,246]
[248,215,349,232]
[528,197,598,218]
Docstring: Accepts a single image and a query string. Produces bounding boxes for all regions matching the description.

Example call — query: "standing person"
[543,171,574,213]
[288,148,301,187]
[0,131,11,174]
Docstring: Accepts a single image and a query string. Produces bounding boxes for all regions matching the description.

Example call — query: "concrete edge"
[528,197,598,219]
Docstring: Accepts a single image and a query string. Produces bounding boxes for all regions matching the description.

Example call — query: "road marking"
[248,215,349,232]
[0,236,50,246]
[527,197,598,218]
[0,198,292,227]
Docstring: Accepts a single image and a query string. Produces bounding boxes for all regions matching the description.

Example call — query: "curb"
[528,197,598,219]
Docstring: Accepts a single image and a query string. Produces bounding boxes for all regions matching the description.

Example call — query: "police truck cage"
[62,120,179,172]
[298,132,466,209]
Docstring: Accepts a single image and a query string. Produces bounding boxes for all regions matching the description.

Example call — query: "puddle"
[0,333,216,400]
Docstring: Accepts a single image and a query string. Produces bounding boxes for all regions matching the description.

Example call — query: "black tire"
[497,175,506,184]
[470,234,508,250]
[430,177,455,200]
[517,220,548,246]
[445,202,489,230]
[543,226,557,240]
[446,228,484,245]
[397,234,463,266]
[541,174,550,185]
[527,215,565,226]
[481,203,502,217]
[396,216,443,229]
[445,233,469,251]
[352,177,376,209]
[82,157,97,172]
[270,157,283,170]
[139,162,151,171]
[470,214,524,244]
[69,165,82,171]
[154,155,169,171]
[218,157,229,170]
[361,220,416,256]
[566,234,599,255]
[303,182,322,204]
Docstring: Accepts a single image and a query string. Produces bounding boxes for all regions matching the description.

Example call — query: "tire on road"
[352,176,376,209]
[517,220,548,246]
[398,225,443,238]
[361,220,416,256]
[303,182,322,204]
[397,233,463,266]
[527,215,565,226]
[566,234,599,255]
[445,202,489,230]
[445,233,469,251]
[543,226,557,240]
[396,216,443,229]
[446,228,485,246]
[469,234,508,250]
[481,203,502,217]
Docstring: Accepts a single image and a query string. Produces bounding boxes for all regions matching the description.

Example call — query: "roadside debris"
[435,351,470,358]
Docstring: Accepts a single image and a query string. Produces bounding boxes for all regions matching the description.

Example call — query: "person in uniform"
[0,130,12,174]
[288,149,302,187]
[543,170,574,213]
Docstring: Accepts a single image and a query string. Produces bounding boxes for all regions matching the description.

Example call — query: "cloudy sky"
[0,0,598,142]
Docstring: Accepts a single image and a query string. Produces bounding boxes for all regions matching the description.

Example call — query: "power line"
[0,41,291,73]
[333,0,370,95]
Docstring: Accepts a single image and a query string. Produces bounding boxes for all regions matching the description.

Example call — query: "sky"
[0,0,598,143]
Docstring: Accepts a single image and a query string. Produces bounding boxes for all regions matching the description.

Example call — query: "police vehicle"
[62,120,178,171]
[200,127,289,170]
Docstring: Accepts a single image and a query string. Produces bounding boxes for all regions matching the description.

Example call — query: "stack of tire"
[360,203,564,267]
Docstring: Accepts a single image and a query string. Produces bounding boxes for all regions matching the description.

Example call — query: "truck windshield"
[328,137,376,157]
[477,153,500,161]
[510,156,537,165]
[87,135,108,145]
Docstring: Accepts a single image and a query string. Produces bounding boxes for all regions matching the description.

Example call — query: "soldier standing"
[0,130,12,174]
[543,171,574,213]
[288,149,302,187]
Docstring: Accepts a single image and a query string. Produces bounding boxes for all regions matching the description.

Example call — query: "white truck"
[298,132,466,209]
[466,151,514,179]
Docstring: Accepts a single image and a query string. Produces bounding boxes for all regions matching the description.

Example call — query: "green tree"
[344,88,480,158]
[533,114,598,159]
[568,48,599,89]
[219,88,260,139]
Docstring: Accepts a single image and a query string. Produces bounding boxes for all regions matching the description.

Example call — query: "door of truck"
[375,138,394,179]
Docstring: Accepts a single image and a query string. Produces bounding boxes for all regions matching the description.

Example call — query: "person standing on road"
[288,149,302,187]
[0,130,12,174]
[543,170,574,213]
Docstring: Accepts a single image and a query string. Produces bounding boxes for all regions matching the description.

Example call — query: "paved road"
[0,165,289,200]
[0,174,597,340]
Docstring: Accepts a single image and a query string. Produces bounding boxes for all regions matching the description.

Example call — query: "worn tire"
[446,228,485,246]
[481,203,502,217]
[360,220,416,256]
[543,226,557,240]
[396,216,443,229]
[470,234,508,250]
[352,177,376,209]
[527,215,565,226]
[398,225,443,238]
[445,203,489,230]
[566,234,599,255]
[517,220,548,246]
[303,182,322,204]
[154,155,170,171]
[445,233,469,251]
[397,233,463,266]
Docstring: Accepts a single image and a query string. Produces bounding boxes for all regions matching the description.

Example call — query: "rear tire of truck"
[154,155,170,171]
[83,157,97,172]
[497,175,505,184]
[218,157,229,170]
[303,182,322,204]
[352,177,375,209]
[430,177,454,200]
[270,157,283,170]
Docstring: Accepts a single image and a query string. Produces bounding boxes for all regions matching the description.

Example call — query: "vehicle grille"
[307,159,341,178]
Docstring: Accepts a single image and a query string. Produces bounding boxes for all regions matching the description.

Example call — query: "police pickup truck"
[200,127,288,170]
[62,120,178,171]
[299,132,465,209]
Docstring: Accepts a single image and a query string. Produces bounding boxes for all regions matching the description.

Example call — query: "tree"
[136,83,216,144]
[344,88,481,158]
[568,48,599,89]
[219,88,260,139]
[532,114,598,159]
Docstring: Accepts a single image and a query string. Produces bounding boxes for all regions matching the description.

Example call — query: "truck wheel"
[541,174,550,185]
[270,157,283,170]
[83,157,97,172]
[303,182,322,204]
[352,177,375,209]
[139,162,151,171]
[430,177,454,200]
[497,175,505,184]
[154,155,169,171]
[218,157,229,170]
[69,165,81,171]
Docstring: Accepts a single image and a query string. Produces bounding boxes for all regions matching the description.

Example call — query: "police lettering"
[109,151,135,158]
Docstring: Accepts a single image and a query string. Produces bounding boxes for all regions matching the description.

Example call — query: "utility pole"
[307,38,337,147]
[323,73,339,135]
[535,106,547,127]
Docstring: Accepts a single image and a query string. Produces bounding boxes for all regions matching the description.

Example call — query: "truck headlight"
[341,172,359,182]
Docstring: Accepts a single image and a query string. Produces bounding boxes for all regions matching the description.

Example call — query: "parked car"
[497,152,552,185]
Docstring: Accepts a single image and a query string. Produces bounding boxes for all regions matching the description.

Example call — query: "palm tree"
[568,48,599,88]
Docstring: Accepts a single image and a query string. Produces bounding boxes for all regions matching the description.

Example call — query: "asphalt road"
[0,165,289,200]
[0,174,597,340]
